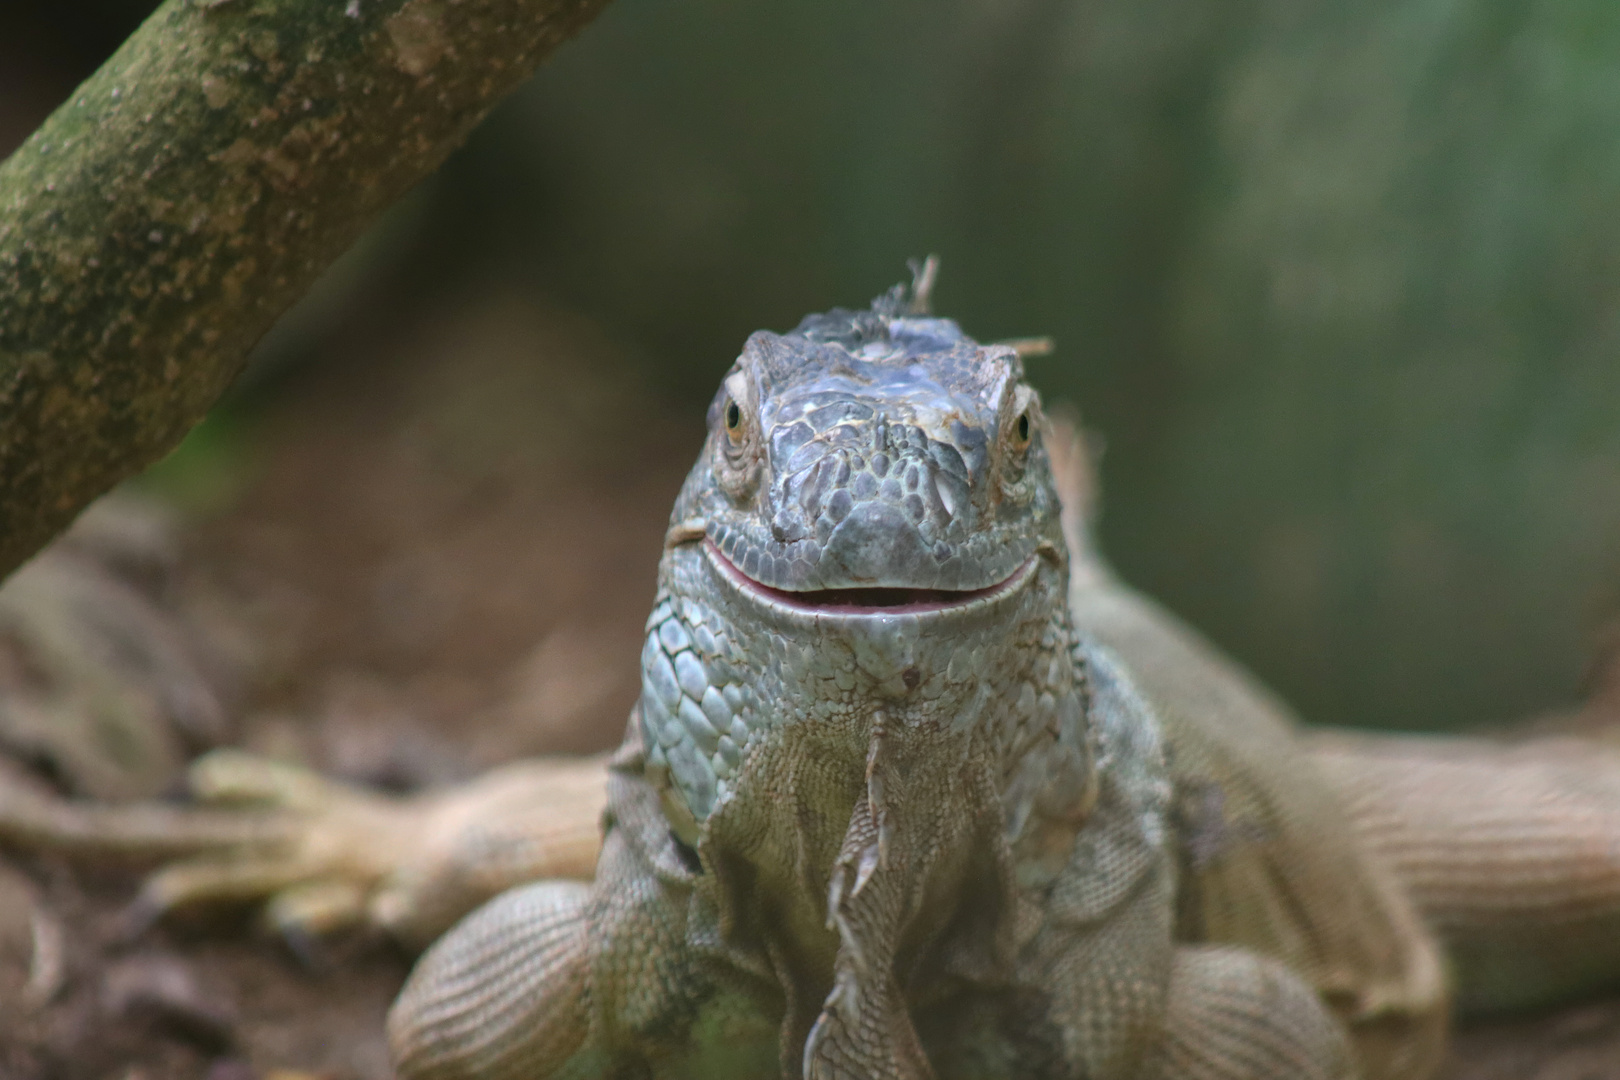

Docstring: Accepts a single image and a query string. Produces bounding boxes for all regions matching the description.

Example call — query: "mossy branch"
[0,0,611,579]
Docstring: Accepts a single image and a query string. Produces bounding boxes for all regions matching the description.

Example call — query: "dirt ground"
[1,289,1618,1078]
[0,288,692,1079]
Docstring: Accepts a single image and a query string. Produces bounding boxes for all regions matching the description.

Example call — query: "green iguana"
[7,267,1620,1079]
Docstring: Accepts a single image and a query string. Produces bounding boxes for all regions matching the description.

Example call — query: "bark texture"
[0,0,610,579]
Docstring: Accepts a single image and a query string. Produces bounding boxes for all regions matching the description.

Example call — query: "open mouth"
[704,539,1034,616]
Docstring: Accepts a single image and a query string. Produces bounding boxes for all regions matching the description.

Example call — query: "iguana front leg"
[389,741,766,1080]
[389,878,596,1080]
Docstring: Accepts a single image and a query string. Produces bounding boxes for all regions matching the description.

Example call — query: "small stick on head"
[996,336,1055,359]
[906,255,940,315]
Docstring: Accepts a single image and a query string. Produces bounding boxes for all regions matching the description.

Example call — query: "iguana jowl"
[384,268,1491,1080]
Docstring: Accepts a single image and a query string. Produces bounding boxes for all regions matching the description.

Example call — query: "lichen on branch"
[0,0,610,579]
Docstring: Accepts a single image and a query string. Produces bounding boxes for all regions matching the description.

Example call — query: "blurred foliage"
[9,0,1620,731]
[134,411,258,520]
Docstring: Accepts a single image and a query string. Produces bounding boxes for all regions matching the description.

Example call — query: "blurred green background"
[6,0,1620,733]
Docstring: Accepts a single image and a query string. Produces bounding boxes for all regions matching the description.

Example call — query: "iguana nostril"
[771,510,808,543]
[902,667,921,691]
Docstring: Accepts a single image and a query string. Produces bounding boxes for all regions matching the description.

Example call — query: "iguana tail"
[1307,731,1620,1016]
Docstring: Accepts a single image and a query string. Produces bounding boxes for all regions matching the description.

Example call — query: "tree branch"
[0,0,611,578]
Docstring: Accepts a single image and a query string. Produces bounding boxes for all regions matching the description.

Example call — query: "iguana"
[7,266,1620,1079]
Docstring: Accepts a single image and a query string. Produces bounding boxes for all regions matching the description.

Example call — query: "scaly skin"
[8,271,1620,1076]
[388,270,1366,1080]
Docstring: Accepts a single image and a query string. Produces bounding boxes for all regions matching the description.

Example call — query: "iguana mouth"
[704,539,1036,616]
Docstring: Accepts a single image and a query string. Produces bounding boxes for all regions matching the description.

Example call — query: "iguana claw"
[2,748,609,952]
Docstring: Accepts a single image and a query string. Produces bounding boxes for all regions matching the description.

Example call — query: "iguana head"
[665,263,1067,604]
[644,264,1088,843]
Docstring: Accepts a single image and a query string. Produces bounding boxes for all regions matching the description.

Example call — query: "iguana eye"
[1009,409,1032,453]
[715,373,762,499]
[999,386,1040,493]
